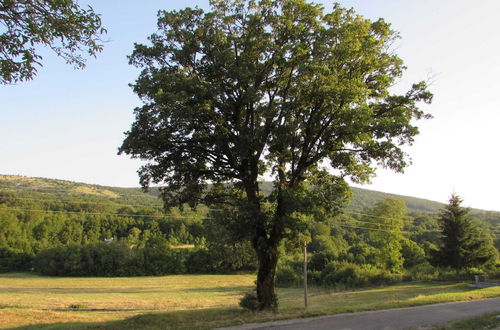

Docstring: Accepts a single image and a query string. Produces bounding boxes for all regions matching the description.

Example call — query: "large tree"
[433,194,498,272]
[120,0,432,310]
[0,0,106,84]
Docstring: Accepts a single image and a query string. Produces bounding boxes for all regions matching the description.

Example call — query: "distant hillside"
[1,175,499,226]
[348,187,500,226]
[0,175,162,208]
[348,187,444,213]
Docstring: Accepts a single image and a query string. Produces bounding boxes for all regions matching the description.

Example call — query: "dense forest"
[1,175,498,284]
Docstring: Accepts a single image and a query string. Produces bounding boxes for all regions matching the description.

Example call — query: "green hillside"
[0,175,162,208]
[1,175,499,224]
[0,174,497,276]
[348,187,500,227]
[348,187,443,212]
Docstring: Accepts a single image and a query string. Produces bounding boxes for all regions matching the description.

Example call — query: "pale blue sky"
[1,0,500,211]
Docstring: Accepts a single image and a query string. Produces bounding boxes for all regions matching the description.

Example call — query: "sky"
[1,0,499,211]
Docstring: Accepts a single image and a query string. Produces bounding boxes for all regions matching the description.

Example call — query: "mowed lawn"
[1,273,499,329]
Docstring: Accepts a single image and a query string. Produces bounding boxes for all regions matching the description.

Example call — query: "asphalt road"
[219,298,500,330]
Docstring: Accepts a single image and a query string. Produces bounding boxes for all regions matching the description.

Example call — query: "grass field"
[1,273,499,329]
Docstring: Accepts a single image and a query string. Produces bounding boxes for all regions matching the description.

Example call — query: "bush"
[309,250,336,271]
[432,267,493,282]
[275,265,301,287]
[33,240,189,276]
[308,269,322,286]
[404,263,439,281]
[239,291,259,311]
[321,261,400,288]
[32,238,258,277]
[0,247,33,272]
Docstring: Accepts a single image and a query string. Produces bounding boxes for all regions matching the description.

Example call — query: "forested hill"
[1,175,499,225]
[350,187,499,226]
[0,175,162,208]
[349,187,444,212]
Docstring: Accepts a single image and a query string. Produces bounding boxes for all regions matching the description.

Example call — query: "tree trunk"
[253,172,287,311]
[244,165,284,311]
[255,237,279,310]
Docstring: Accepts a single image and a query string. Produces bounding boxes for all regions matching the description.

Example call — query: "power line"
[3,207,209,219]
[2,203,498,234]
[1,194,499,236]
[336,217,400,229]
[1,206,498,239]
[3,197,415,224]
[0,196,164,210]
[336,222,499,239]
[341,210,413,222]
[336,222,411,234]
[2,188,500,222]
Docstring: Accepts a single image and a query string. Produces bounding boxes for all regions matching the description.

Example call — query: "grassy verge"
[1,273,499,329]
[431,312,500,329]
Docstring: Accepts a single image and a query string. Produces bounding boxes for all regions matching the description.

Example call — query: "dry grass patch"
[1,273,500,330]
[0,273,255,311]
[0,309,134,329]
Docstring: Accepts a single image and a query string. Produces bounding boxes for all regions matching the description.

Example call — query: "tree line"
[1,188,497,281]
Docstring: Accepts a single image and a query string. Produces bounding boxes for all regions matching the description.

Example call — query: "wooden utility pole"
[304,241,308,309]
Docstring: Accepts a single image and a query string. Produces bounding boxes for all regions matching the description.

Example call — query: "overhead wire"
[0,195,437,221]
[2,188,499,216]
[3,207,208,219]
[1,190,499,237]
[0,196,164,210]
[1,207,498,239]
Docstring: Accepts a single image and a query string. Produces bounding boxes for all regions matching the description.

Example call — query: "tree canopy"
[0,0,106,84]
[120,0,432,310]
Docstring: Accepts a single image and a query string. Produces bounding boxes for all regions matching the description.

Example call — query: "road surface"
[219,298,500,330]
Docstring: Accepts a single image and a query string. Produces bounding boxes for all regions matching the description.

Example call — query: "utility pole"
[304,241,308,309]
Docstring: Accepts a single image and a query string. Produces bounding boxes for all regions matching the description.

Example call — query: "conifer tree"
[435,194,497,272]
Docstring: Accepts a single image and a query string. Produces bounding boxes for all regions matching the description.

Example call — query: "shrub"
[0,247,33,272]
[321,261,400,288]
[308,269,322,286]
[309,250,336,271]
[186,248,217,273]
[68,303,87,309]
[239,291,259,311]
[404,263,439,281]
[275,265,301,287]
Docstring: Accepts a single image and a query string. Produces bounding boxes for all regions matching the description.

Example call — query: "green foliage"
[239,291,260,311]
[433,194,498,272]
[0,247,33,272]
[33,240,190,276]
[119,0,432,309]
[1,176,499,287]
[405,263,439,281]
[0,0,106,83]
[361,198,406,272]
[276,265,302,287]
[400,237,427,268]
[320,261,401,288]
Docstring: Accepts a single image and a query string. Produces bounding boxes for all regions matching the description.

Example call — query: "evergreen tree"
[434,194,498,272]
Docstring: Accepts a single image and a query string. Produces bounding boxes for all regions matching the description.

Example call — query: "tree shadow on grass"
[179,285,252,293]
[6,307,253,330]
[0,287,175,294]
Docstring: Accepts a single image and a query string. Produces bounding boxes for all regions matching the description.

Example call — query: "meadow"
[1,273,500,329]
